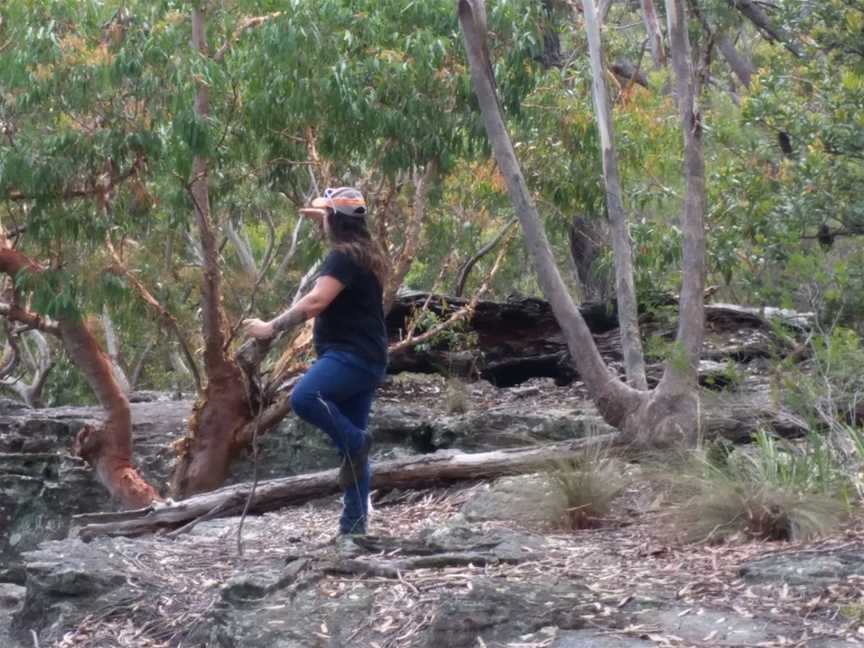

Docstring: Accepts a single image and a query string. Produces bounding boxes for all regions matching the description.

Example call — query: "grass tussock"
[444,377,470,414]
[659,430,854,544]
[549,440,626,530]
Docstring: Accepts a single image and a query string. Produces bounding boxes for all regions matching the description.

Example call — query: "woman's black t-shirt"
[314,250,388,367]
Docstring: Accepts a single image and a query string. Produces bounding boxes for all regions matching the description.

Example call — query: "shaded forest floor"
[52,475,864,648]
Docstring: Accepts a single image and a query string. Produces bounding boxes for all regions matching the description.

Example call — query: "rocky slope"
[2,372,859,647]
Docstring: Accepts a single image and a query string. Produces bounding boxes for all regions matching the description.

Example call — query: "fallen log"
[387,292,811,386]
[73,434,617,540]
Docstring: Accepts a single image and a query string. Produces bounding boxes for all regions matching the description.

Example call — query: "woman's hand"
[242,318,275,340]
[299,207,327,223]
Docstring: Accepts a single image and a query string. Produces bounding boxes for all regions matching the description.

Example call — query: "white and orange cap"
[311,187,367,218]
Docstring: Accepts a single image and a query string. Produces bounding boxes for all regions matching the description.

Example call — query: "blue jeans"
[290,350,385,534]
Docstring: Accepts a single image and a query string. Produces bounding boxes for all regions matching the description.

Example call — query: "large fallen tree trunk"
[73,435,615,539]
[387,292,810,387]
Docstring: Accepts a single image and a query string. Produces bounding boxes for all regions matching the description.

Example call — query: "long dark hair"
[326,210,390,288]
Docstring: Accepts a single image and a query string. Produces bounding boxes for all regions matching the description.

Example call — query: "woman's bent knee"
[290,387,317,421]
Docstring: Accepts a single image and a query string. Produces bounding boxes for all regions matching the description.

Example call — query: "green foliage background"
[0,0,862,403]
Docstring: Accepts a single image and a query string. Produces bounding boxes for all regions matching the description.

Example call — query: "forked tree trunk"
[580,0,648,390]
[457,0,644,430]
[458,0,707,446]
[170,6,254,498]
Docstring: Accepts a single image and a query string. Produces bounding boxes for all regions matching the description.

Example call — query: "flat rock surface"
[740,545,864,588]
[459,473,567,525]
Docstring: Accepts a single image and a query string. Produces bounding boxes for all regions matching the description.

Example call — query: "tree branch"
[389,227,513,355]
[213,12,282,63]
[105,237,202,393]
[5,154,145,202]
[454,218,517,297]
[383,160,438,314]
[728,0,802,57]
[0,302,60,335]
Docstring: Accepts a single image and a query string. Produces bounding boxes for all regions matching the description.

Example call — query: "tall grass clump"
[667,430,853,543]
[549,439,626,530]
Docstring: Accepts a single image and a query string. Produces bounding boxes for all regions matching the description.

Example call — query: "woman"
[243,187,389,536]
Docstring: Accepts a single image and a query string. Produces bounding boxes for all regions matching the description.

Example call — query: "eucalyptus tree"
[459,0,707,446]
[0,0,546,504]
[170,0,548,497]
[0,1,182,505]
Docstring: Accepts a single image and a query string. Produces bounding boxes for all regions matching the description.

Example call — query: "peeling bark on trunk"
[170,6,254,499]
[458,0,645,430]
[61,319,161,507]
[580,0,648,390]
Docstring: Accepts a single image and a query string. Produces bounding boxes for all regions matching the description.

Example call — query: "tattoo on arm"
[271,306,308,332]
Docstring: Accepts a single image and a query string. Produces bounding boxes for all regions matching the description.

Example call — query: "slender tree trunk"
[171,6,253,498]
[598,0,615,24]
[457,0,644,429]
[129,338,155,392]
[580,0,648,390]
[569,214,610,302]
[640,0,667,66]
[106,239,203,393]
[102,306,131,395]
[660,0,706,392]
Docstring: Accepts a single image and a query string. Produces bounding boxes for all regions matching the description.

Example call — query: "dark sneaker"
[338,431,373,490]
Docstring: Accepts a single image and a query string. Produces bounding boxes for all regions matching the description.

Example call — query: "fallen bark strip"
[327,552,518,579]
[73,434,618,540]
